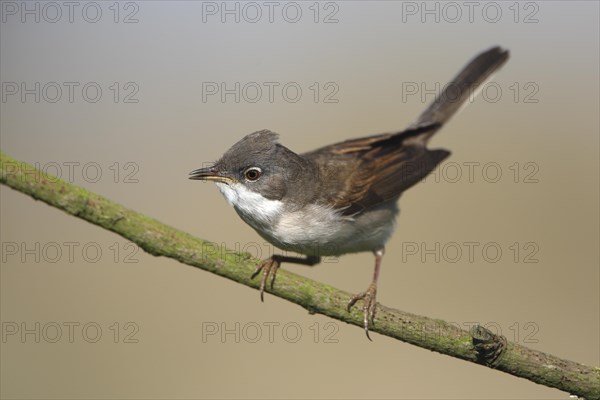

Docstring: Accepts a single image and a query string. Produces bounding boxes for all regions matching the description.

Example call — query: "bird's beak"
[188,166,234,184]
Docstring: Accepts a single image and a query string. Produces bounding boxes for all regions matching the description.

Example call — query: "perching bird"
[190,46,510,339]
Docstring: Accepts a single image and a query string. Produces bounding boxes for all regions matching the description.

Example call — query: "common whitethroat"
[190,47,509,339]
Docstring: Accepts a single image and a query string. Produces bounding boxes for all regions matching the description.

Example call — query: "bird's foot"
[347,283,378,340]
[251,257,281,301]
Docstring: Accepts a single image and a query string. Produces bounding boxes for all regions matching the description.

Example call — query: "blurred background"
[1,1,598,399]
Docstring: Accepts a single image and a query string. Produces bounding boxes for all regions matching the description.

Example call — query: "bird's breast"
[215,182,399,256]
[270,201,399,256]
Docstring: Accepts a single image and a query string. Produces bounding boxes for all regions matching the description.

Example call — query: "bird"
[190,46,509,339]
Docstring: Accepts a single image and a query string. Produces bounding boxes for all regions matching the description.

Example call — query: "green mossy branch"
[1,151,598,399]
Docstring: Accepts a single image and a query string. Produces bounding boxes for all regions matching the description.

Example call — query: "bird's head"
[189,130,310,221]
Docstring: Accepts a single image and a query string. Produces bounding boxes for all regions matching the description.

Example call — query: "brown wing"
[302,47,509,215]
[303,124,450,215]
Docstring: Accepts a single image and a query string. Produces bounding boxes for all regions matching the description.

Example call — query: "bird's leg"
[251,255,321,301]
[347,247,384,340]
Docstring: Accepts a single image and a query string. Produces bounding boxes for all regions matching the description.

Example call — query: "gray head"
[189,130,310,201]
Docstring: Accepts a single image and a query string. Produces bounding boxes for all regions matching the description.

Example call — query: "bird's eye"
[244,167,262,181]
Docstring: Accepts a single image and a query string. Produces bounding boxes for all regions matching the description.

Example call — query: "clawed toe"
[251,258,280,301]
[347,283,378,340]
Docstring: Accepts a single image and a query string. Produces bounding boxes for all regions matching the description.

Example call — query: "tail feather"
[410,46,509,140]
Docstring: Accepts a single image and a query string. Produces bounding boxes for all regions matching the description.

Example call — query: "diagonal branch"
[1,151,598,399]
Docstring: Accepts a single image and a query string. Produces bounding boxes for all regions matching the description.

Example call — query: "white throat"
[215,182,283,227]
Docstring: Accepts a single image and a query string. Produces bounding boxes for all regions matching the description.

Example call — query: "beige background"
[1,1,598,399]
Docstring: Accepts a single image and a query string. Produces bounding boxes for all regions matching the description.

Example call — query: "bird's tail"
[410,46,509,141]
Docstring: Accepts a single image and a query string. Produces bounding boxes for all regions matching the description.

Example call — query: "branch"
[1,151,598,399]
